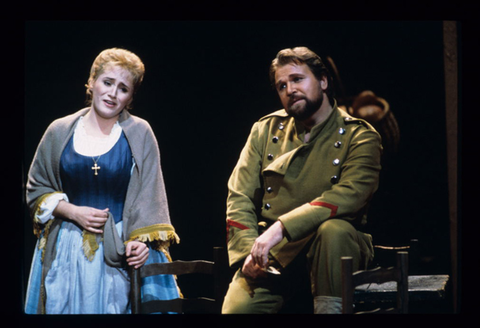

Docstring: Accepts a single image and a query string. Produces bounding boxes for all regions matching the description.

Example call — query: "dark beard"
[286,94,323,121]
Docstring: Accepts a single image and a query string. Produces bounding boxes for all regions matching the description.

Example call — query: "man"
[222,47,382,314]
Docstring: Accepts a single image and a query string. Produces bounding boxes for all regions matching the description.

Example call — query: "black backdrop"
[23,21,450,300]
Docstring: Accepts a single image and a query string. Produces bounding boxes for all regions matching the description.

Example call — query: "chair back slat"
[140,260,214,277]
[355,307,398,314]
[342,251,409,314]
[141,297,217,314]
[130,247,225,314]
[353,266,398,286]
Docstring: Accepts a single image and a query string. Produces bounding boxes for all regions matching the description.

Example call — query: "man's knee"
[221,270,284,314]
[222,291,255,314]
[310,219,362,263]
[316,219,356,243]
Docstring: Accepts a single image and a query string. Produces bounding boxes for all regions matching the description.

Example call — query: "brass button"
[333,158,340,166]
[334,141,342,148]
[272,136,279,143]
[331,175,339,184]
[267,187,273,193]
[339,128,345,135]
[265,203,271,210]
[268,154,274,160]
[278,123,284,130]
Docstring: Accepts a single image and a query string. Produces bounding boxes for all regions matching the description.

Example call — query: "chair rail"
[140,260,215,277]
[140,297,217,314]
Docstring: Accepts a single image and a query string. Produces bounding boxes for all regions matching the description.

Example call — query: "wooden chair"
[130,247,226,314]
[372,239,419,273]
[341,251,409,314]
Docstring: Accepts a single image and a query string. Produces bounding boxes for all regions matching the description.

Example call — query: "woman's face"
[90,65,134,120]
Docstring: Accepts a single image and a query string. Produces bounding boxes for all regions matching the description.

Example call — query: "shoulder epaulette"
[259,109,289,122]
[341,114,372,129]
[344,116,365,125]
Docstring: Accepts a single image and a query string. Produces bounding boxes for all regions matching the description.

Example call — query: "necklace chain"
[91,155,101,176]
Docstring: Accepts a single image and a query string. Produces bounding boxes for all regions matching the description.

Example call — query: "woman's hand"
[126,241,149,269]
[54,200,109,234]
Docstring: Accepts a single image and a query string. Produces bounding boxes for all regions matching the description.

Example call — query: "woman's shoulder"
[119,111,158,147]
[119,110,151,130]
[44,108,89,135]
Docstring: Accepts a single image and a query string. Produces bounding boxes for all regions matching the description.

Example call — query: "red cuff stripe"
[309,202,338,217]
[226,219,250,230]
[226,219,250,243]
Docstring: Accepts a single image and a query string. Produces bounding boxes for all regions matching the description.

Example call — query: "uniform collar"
[294,99,339,143]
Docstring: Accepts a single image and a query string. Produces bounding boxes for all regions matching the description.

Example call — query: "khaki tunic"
[226,104,382,268]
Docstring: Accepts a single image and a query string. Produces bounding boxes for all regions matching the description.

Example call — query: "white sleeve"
[35,193,69,224]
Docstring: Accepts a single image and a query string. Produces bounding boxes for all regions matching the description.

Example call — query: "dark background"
[23,21,452,306]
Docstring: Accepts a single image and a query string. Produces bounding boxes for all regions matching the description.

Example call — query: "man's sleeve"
[225,122,265,267]
[279,127,382,241]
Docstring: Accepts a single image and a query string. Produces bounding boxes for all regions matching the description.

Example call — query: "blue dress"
[25,131,180,314]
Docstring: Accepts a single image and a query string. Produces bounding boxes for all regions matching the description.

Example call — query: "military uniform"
[223,103,382,313]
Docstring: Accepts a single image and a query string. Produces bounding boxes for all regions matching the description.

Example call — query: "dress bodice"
[59,131,133,223]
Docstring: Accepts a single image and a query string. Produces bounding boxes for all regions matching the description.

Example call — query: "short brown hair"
[85,48,145,109]
[269,47,334,102]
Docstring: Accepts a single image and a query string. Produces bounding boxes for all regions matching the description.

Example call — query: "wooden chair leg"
[397,252,409,313]
[130,266,142,314]
[341,256,354,314]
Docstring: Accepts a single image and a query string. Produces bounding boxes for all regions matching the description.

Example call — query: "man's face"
[274,63,328,121]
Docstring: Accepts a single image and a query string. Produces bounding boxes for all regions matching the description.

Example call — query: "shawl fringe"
[38,220,54,263]
[33,192,63,238]
[82,231,102,262]
[126,224,180,252]
[77,224,180,261]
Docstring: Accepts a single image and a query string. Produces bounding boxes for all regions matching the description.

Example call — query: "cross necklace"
[91,155,101,176]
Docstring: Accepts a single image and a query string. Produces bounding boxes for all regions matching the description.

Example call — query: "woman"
[24,48,180,314]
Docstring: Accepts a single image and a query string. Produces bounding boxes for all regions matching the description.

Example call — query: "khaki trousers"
[222,219,374,314]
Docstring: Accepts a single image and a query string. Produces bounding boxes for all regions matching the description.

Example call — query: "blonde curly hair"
[85,48,145,110]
